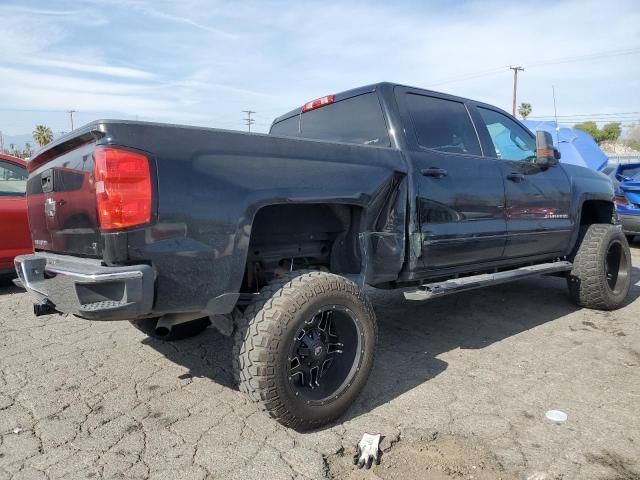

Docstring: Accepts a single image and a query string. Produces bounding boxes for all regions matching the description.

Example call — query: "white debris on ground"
[353,433,381,469]
[545,410,568,423]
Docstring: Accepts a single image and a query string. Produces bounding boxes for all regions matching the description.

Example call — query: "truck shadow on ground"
[144,268,640,426]
[0,278,22,295]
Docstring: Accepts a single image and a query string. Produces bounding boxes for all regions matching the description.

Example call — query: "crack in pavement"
[1,252,640,479]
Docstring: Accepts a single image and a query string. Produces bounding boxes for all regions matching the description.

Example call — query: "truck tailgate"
[27,137,102,257]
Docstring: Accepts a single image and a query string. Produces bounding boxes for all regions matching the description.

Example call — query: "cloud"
[130,6,239,40]
[13,59,154,79]
[6,84,174,116]
[0,0,639,136]
[0,67,161,97]
[1,4,79,16]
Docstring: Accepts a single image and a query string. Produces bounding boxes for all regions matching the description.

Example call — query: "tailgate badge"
[45,198,57,217]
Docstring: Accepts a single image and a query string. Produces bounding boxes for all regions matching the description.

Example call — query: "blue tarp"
[523,120,608,171]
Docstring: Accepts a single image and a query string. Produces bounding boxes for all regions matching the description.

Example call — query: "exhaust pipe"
[33,301,57,317]
[154,312,206,338]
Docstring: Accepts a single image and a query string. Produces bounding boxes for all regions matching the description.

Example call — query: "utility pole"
[67,110,77,131]
[0,131,4,153]
[242,110,255,132]
[509,66,524,116]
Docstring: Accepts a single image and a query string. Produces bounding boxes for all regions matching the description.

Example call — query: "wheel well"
[580,200,614,225]
[243,204,363,292]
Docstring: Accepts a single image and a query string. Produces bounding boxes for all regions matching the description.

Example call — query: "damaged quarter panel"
[95,122,407,314]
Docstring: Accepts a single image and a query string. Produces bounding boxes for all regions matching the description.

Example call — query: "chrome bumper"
[14,252,155,320]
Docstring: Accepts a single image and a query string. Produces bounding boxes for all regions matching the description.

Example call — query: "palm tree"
[33,125,54,147]
[518,102,532,120]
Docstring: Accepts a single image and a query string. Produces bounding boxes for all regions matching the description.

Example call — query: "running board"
[404,261,573,301]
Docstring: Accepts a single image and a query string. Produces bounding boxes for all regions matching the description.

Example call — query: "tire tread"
[567,224,631,310]
[232,270,376,429]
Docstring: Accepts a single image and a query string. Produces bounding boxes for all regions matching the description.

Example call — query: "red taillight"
[615,195,629,206]
[302,94,335,113]
[94,147,152,230]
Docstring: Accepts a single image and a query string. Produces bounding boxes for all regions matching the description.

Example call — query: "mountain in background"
[1,132,65,152]
[1,133,34,150]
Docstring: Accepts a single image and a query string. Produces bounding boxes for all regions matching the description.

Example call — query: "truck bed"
[24,120,407,317]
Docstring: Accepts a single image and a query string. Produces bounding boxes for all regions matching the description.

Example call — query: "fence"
[607,155,640,165]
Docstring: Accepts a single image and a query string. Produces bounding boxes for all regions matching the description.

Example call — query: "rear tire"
[567,224,632,310]
[129,317,210,341]
[233,271,377,430]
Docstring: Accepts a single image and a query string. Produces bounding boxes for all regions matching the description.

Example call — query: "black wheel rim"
[287,305,362,403]
[605,240,629,295]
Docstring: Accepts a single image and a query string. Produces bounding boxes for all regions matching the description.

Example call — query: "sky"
[1,0,639,140]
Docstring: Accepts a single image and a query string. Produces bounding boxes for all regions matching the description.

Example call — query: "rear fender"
[113,124,411,315]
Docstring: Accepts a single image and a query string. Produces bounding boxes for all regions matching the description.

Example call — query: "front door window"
[478,108,536,162]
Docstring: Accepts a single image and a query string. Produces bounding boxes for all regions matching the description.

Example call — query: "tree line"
[518,102,633,147]
[1,125,54,159]
[573,121,622,145]
[2,114,638,160]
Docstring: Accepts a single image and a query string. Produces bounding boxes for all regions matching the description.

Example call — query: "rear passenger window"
[270,93,391,147]
[270,115,300,136]
[406,94,481,156]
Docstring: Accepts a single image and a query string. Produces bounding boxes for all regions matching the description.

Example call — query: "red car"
[0,153,32,276]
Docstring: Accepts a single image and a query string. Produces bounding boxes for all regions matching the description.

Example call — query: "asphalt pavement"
[1,247,639,479]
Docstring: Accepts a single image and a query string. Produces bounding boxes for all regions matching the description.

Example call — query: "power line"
[530,111,640,118]
[528,121,639,128]
[428,45,640,88]
[530,116,640,121]
[428,67,507,87]
[525,47,640,68]
[0,108,68,112]
[530,118,640,122]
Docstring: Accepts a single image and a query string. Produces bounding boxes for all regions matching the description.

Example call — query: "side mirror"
[535,131,560,167]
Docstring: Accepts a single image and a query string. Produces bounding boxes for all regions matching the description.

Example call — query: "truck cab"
[269,83,608,281]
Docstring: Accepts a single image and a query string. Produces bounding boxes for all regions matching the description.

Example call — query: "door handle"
[421,167,448,178]
[506,172,525,182]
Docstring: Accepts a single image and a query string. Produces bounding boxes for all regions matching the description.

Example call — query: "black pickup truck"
[15,82,631,429]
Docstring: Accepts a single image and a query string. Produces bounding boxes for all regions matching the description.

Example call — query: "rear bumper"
[619,213,640,235]
[14,252,155,320]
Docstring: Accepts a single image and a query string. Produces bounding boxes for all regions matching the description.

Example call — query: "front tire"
[567,224,632,310]
[233,271,377,430]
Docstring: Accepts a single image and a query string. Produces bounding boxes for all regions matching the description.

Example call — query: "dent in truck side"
[392,86,509,271]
